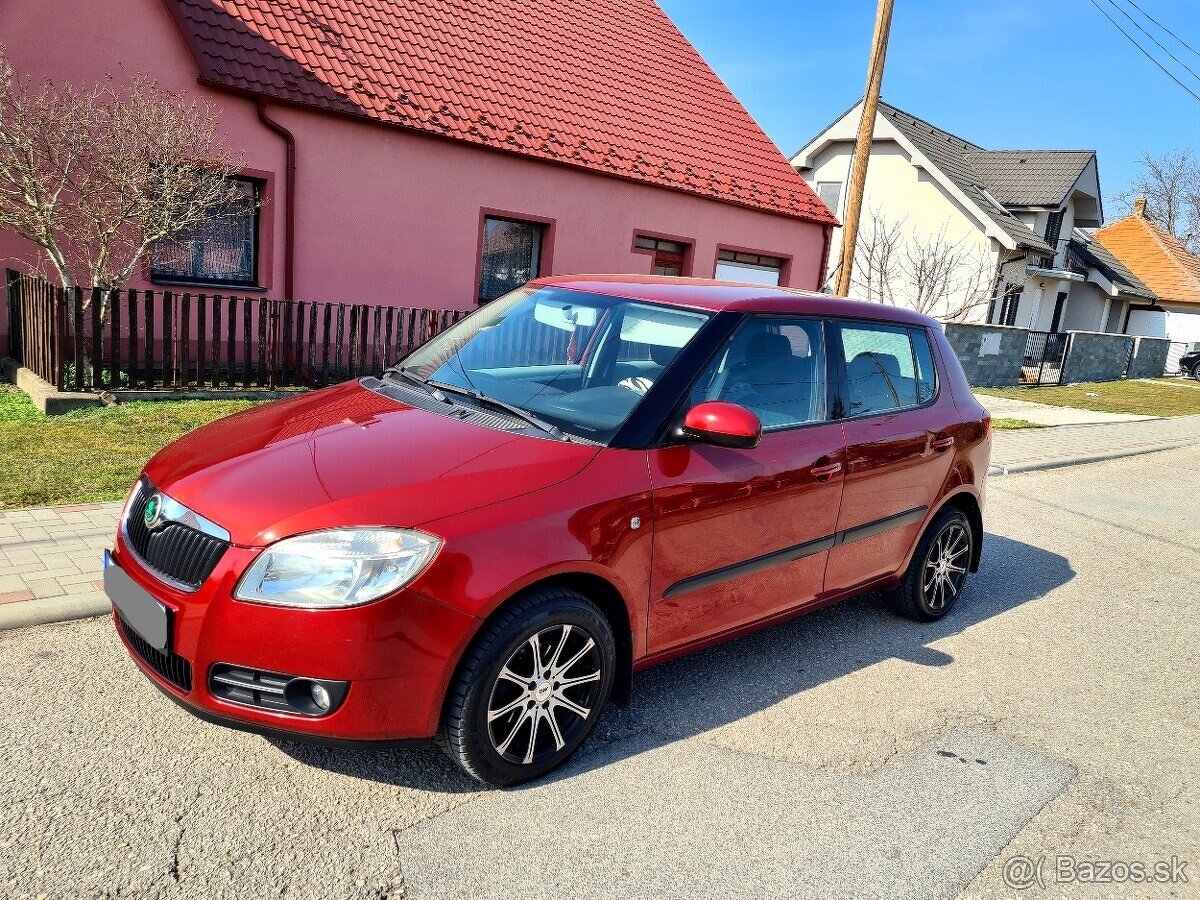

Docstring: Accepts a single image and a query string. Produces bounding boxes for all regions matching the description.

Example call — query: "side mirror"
[680,401,762,449]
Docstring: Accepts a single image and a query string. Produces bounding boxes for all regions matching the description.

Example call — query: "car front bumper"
[108,535,478,744]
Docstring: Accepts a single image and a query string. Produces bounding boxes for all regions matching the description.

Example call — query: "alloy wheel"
[922,522,969,612]
[486,623,604,766]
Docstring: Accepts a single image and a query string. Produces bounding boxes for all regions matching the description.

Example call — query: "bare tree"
[0,45,251,319]
[851,209,993,321]
[1116,147,1200,253]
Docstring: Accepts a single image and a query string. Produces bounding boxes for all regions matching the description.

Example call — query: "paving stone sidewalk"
[992,412,1200,472]
[0,502,120,615]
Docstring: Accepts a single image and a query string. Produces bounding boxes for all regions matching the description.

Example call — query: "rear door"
[823,321,959,594]
[647,316,846,653]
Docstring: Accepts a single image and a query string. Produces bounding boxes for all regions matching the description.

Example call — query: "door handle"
[810,461,843,480]
[931,436,955,452]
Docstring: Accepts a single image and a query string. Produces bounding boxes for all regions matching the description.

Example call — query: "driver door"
[647,316,846,654]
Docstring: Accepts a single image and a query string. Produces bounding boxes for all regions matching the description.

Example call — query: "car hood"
[143,381,600,546]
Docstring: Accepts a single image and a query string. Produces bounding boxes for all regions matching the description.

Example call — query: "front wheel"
[438,587,615,787]
[888,508,973,621]
[1192,362,1200,381]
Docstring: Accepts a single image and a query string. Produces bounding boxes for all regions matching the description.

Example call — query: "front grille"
[208,664,293,713]
[118,614,193,692]
[124,483,229,590]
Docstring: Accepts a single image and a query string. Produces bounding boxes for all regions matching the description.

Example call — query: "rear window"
[836,322,937,417]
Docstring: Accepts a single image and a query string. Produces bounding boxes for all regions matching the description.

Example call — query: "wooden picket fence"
[5,271,466,392]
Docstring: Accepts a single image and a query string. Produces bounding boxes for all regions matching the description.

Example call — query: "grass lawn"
[976,379,1200,418]
[0,384,265,509]
[991,418,1046,430]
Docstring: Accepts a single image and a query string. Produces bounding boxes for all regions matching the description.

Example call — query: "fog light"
[311,682,332,711]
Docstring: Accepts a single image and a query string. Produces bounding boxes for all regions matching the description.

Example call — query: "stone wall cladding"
[943,323,1029,388]
[1061,331,1135,383]
[1127,337,1171,380]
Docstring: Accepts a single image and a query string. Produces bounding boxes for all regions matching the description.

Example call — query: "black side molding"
[663,535,836,599]
[836,506,927,546]
[663,505,928,600]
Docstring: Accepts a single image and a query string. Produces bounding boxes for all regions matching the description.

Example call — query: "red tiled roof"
[164,0,835,224]
[1094,208,1200,307]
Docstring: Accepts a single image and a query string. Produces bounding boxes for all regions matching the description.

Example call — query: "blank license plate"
[104,552,169,650]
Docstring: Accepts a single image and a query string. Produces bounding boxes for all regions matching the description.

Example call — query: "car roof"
[531,275,938,327]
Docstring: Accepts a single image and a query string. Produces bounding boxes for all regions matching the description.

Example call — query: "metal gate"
[1165,341,1190,376]
[1020,331,1070,385]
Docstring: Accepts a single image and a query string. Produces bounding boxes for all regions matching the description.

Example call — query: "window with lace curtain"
[478,217,544,303]
[151,177,260,286]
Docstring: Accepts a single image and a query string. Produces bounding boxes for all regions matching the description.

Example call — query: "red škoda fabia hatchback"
[106,277,991,786]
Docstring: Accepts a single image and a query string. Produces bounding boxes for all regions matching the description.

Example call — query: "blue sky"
[659,0,1200,216]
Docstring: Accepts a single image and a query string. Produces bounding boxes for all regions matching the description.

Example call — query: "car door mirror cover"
[680,401,762,449]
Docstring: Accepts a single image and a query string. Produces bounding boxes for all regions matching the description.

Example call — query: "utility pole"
[834,0,895,297]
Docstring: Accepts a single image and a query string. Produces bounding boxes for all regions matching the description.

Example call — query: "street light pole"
[834,0,895,297]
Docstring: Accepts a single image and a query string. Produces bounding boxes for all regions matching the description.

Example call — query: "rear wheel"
[888,508,972,621]
[438,587,615,787]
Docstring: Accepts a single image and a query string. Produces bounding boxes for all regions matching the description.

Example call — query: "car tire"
[1192,362,1200,381]
[437,586,616,787]
[888,507,973,622]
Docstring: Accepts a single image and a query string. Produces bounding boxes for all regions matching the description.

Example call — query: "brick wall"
[942,322,1029,387]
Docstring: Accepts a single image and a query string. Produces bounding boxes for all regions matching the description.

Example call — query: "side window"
[837,322,923,416]
[690,317,826,430]
[911,328,938,403]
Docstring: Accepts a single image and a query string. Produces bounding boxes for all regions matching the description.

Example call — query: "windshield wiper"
[427,380,568,441]
[386,367,449,403]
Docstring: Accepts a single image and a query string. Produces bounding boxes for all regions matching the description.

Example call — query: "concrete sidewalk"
[991,413,1200,473]
[0,501,120,628]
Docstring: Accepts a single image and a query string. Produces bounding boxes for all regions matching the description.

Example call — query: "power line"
[1119,0,1200,60]
[1085,0,1200,103]
[1105,0,1200,84]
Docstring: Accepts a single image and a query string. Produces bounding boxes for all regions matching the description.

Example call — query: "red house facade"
[0,0,834,348]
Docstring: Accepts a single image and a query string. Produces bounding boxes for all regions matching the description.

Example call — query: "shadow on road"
[272,533,1073,791]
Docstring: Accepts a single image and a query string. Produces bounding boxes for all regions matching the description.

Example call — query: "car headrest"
[649,343,679,367]
[744,332,791,364]
[850,351,902,379]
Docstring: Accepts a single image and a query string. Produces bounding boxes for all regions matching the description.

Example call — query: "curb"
[988,440,1199,477]
[0,594,111,632]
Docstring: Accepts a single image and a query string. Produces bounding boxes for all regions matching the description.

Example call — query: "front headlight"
[234,528,442,609]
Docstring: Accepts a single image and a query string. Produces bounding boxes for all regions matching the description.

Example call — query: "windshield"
[397,287,711,443]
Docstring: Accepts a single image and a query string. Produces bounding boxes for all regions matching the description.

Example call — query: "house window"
[816,181,842,214]
[479,217,544,303]
[1039,209,1065,268]
[634,236,689,276]
[999,287,1022,326]
[715,249,785,286]
[151,177,260,286]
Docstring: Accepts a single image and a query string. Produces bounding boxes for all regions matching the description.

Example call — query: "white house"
[792,100,1158,331]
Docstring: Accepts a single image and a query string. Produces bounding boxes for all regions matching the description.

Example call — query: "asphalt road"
[2,448,1198,899]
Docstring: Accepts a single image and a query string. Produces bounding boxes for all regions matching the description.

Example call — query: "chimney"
[1133,197,1148,218]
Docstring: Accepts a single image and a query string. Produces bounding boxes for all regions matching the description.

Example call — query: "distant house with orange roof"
[1094,199,1200,346]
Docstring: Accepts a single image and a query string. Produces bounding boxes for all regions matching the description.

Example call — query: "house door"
[1049,292,1068,332]
[647,316,845,653]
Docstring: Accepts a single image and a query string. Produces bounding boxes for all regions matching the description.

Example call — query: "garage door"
[714,250,784,286]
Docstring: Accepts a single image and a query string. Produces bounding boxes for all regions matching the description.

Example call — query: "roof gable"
[164,0,835,224]
[1094,212,1200,306]
[874,103,1053,254]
